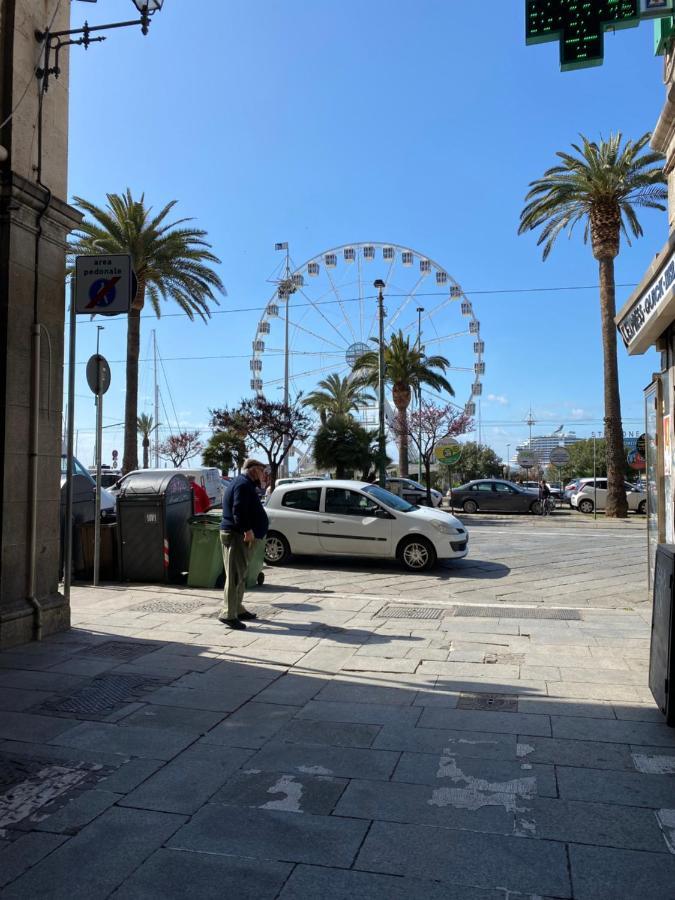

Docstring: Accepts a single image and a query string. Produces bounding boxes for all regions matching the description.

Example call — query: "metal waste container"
[649,544,675,725]
[187,511,224,588]
[117,471,192,583]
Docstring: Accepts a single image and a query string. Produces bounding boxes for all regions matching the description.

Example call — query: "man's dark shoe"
[219,617,246,630]
[239,610,258,621]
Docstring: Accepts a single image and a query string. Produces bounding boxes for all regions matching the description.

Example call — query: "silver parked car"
[450,479,544,515]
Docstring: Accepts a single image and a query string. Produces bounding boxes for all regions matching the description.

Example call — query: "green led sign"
[526,1,641,70]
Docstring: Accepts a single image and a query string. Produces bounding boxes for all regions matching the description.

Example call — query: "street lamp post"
[375,279,386,488]
[35,1,165,92]
[506,443,510,480]
[417,306,424,484]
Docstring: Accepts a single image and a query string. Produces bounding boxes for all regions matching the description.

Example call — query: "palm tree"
[518,133,666,517]
[70,190,224,473]
[136,413,156,469]
[354,330,454,477]
[303,373,373,423]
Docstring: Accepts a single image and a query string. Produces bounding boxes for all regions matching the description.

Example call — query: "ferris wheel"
[250,242,483,422]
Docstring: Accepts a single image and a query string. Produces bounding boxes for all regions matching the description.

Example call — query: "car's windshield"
[363,484,416,512]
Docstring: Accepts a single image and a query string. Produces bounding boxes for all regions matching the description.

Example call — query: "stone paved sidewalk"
[0,518,673,899]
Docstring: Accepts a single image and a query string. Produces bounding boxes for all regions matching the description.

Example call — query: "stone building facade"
[0,0,80,646]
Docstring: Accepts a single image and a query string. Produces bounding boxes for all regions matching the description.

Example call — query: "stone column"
[0,0,81,647]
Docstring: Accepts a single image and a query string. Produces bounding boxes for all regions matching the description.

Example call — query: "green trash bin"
[187,512,224,588]
[245,537,267,589]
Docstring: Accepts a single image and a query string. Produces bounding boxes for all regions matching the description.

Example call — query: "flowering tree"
[157,430,203,468]
[210,396,312,488]
[392,402,473,505]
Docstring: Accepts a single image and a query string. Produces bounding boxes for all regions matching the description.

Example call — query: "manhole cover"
[375,606,443,620]
[132,599,208,614]
[452,606,582,621]
[37,674,166,718]
[76,641,155,660]
[457,692,519,712]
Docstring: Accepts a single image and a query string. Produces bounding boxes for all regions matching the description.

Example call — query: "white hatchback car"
[570,478,646,515]
[264,479,468,572]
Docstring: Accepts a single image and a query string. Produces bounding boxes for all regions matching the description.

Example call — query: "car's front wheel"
[398,536,437,572]
[462,499,478,514]
[264,531,291,565]
[578,498,594,514]
[638,499,647,515]
[530,500,543,515]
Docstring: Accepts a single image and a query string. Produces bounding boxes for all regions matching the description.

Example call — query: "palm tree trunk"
[395,405,409,477]
[598,257,628,518]
[142,437,149,469]
[123,304,141,473]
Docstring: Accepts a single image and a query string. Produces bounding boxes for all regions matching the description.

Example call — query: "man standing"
[219,458,269,629]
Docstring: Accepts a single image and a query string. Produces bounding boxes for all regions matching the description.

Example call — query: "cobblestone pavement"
[1,515,673,898]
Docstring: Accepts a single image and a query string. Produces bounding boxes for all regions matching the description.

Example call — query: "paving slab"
[213,769,347,814]
[49,722,198,760]
[198,702,299,749]
[355,820,571,896]
[168,805,368,867]
[552,715,675,747]
[523,796,667,851]
[418,707,552,737]
[0,833,68,889]
[118,745,253,814]
[392,751,557,797]
[294,699,423,726]
[278,864,505,900]
[31,788,119,835]
[557,765,675,808]
[569,843,675,899]
[514,735,635,770]
[251,672,326,706]
[374,723,517,758]
[2,807,186,899]
[110,849,292,900]
[246,741,399,780]
[275,718,380,749]
[0,711,82,743]
[117,703,226,733]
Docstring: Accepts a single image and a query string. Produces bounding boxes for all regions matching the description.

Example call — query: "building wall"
[0,0,80,647]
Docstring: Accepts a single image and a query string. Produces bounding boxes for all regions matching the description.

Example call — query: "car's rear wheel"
[530,500,542,515]
[638,499,647,515]
[578,498,594,514]
[398,536,437,572]
[264,531,290,565]
[462,499,478,514]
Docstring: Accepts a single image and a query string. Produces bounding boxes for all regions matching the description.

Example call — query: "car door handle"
[321,519,335,524]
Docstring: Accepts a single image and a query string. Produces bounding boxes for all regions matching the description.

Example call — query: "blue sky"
[66,0,667,468]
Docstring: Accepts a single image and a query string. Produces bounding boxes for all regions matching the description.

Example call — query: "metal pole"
[417,306,424,483]
[153,329,159,467]
[282,249,292,478]
[593,432,597,521]
[63,279,76,601]
[506,443,510,481]
[376,281,386,488]
[93,346,104,586]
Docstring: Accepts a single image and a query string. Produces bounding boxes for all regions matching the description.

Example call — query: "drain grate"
[77,641,155,660]
[457,692,519,712]
[132,598,208,614]
[375,606,443,620]
[452,606,582,621]
[37,674,165,719]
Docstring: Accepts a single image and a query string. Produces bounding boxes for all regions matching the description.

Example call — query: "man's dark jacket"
[221,474,269,539]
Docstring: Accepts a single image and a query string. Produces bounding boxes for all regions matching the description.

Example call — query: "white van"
[110,467,224,507]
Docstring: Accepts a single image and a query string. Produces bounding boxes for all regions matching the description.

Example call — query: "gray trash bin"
[117,471,193,583]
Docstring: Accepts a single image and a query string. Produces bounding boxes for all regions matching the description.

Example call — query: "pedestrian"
[538,477,551,516]
[186,475,210,514]
[219,458,269,629]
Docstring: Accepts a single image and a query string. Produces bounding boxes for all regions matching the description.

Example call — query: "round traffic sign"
[434,437,462,466]
[549,446,570,466]
[517,450,537,469]
[86,354,111,396]
[627,450,646,471]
